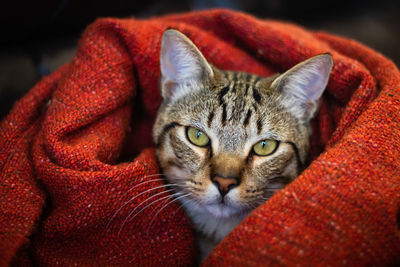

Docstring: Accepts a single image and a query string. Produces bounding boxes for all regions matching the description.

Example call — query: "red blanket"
[1,9,400,266]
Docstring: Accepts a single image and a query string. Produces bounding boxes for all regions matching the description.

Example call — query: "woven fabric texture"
[1,9,399,266]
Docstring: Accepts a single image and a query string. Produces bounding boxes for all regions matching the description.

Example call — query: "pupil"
[197,131,202,139]
[261,141,266,148]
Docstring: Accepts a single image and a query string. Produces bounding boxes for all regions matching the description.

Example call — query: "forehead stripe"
[207,110,215,128]
[256,117,263,135]
[243,109,252,126]
[218,85,230,105]
[221,103,227,125]
[252,87,261,103]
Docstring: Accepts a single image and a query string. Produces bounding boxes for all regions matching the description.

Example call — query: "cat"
[152,29,332,261]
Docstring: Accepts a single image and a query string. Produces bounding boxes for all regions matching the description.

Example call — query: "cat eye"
[252,139,278,156]
[186,126,210,147]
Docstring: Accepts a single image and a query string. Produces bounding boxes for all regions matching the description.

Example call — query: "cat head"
[153,29,332,219]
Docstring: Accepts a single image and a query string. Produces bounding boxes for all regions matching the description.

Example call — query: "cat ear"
[160,29,213,101]
[271,54,333,122]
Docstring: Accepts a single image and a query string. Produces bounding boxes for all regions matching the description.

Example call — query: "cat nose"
[211,176,239,197]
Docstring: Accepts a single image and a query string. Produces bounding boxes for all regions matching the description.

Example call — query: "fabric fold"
[0,9,399,266]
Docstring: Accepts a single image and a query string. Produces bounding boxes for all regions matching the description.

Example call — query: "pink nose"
[212,176,238,196]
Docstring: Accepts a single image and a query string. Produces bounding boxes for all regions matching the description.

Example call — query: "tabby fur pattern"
[153,29,332,261]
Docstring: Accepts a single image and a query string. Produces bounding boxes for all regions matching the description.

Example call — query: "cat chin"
[194,199,247,219]
[182,197,249,243]
[182,195,246,219]
[203,202,243,218]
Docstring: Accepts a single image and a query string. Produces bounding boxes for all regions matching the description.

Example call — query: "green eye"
[186,127,210,147]
[253,139,278,156]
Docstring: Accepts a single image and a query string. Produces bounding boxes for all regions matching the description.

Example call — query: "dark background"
[1,0,399,120]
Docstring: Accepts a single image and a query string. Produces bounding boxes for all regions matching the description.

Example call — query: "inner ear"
[160,30,213,101]
[272,54,333,122]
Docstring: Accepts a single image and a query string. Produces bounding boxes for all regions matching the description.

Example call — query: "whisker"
[263,192,275,198]
[174,195,191,211]
[118,192,179,235]
[144,192,185,232]
[146,193,192,234]
[148,173,192,191]
[264,184,286,190]
[127,188,177,219]
[136,173,166,180]
[247,203,258,210]
[164,173,186,180]
[147,191,184,216]
[106,183,177,228]
[120,177,166,197]
[111,178,166,206]
[114,173,168,202]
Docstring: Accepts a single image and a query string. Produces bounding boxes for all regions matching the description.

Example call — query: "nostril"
[227,183,237,191]
[212,179,220,189]
[211,176,239,196]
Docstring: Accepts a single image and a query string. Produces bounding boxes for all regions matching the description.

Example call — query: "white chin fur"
[204,189,243,218]
[182,196,249,241]
[181,186,250,240]
[204,202,241,218]
[180,189,250,261]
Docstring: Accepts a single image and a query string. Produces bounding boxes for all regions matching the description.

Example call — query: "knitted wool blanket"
[1,9,400,266]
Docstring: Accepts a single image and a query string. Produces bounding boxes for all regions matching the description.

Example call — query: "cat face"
[153,30,332,219]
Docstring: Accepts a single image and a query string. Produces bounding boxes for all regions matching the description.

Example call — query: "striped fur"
[153,30,332,261]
